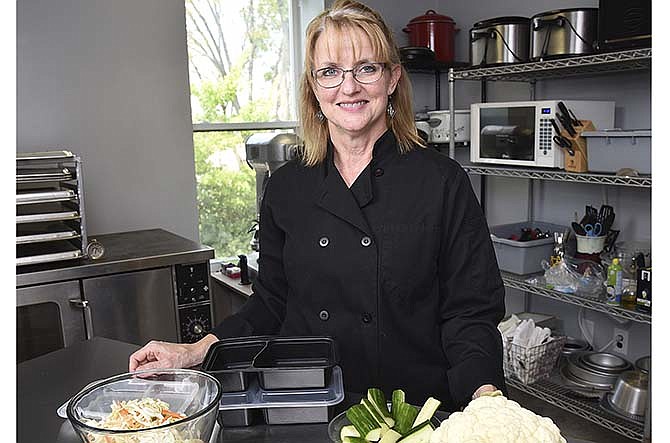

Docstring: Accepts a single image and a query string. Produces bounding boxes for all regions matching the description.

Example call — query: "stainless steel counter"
[17,228,214,287]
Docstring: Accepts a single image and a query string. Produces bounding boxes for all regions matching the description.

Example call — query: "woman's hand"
[128,333,219,372]
[471,384,500,400]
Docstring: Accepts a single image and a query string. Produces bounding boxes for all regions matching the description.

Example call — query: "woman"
[130,0,505,411]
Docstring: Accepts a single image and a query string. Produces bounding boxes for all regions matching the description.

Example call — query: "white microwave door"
[478,106,536,161]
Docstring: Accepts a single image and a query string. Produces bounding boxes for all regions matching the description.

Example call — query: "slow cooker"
[470,16,530,67]
[530,8,598,61]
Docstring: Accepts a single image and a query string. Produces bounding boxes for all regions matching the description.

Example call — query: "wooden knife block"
[561,120,595,173]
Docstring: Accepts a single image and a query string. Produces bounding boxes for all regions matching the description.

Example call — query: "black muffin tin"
[202,335,338,391]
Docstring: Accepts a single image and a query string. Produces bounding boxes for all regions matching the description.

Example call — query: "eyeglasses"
[312,62,385,88]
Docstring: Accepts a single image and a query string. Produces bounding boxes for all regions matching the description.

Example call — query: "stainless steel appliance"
[530,8,598,61]
[470,100,615,168]
[427,110,470,144]
[16,151,104,267]
[16,229,214,363]
[598,0,651,52]
[470,16,530,67]
[245,133,299,251]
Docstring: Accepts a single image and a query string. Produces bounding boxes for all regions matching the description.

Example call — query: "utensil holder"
[576,234,607,254]
[561,120,595,173]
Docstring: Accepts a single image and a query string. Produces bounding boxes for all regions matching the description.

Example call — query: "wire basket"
[503,336,566,385]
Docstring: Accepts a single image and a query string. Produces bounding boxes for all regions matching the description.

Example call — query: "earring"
[387,96,395,118]
[316,109,325,122]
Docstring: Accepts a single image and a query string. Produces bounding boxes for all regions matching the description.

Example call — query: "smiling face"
[311,26,401,141]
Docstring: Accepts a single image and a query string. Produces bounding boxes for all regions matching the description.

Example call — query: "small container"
[490,221,568,275]
[202,336,339,393]
[606,258,623,305]
[575,234,606,254]
[581,130,651,175]
[218,366,345,426]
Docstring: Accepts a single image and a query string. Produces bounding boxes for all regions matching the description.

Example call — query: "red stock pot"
[403,10,458,63]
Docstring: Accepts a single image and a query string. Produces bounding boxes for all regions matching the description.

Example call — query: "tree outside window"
[185,0,297,258]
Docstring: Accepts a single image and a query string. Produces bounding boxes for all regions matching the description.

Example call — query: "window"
[185,0,322,259]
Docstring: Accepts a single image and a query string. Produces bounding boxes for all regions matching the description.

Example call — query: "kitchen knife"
[550,118,562,135]
[557,112,577,137]
[553,135,575,156]
[568,109,582,127]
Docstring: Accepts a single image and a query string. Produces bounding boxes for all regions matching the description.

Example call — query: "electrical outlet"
[613,328,629,355]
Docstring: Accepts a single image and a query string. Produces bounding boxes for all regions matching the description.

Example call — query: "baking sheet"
[16,189,77,204]
[16,230,80,245]
[16,211,80,224]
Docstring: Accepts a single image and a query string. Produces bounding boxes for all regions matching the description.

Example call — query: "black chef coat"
[213,130,506,411]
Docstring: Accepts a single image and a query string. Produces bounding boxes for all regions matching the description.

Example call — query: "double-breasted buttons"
[318,236,329,247]
[361,236,372,247]
[319,310,330,321]
[361,312,372,323]
[374,167,384,177]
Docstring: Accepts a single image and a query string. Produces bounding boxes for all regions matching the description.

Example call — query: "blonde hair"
[298,0,424,166]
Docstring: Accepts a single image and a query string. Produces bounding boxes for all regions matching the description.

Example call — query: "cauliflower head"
[429,394,566,443]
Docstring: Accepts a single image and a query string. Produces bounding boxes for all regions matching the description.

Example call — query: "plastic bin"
[490,222,568,275]
[581,130,651,174]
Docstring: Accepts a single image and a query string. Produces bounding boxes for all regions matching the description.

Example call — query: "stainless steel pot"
[610,370,648,417]
[470,16,530,67]
[530,8,598,61]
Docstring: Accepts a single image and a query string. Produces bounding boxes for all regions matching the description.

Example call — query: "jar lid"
[472,16,530,29]
[408,10,455,25]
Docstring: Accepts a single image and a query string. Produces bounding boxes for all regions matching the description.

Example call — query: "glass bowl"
[66,369,222,443]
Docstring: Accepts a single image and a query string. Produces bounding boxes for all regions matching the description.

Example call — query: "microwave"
[470,100,615,168]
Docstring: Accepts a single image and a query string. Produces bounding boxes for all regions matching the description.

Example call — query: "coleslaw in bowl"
[66,369,222,443]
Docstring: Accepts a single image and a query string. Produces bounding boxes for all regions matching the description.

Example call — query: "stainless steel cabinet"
[82,268,179,345]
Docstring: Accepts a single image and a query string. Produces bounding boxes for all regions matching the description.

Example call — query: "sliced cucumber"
[346,404,382,441]
[368,388,395,427]
[411,397,441,429]
[379,429,402,443]
[391,389,405,421]
[340,424,360,440]
[393,402,419,436]
[343,437,370,443]
[397,420,434,443]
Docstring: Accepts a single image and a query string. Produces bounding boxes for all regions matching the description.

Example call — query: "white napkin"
[511,319,552,348]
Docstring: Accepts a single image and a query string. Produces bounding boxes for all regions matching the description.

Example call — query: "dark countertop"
[17,228,214,287]
[17,337,636,443]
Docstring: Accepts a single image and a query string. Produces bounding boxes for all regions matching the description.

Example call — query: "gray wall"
[361,0,652,360]
[17,0,199,241]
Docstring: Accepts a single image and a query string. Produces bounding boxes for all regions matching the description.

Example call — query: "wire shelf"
[506,376,645,441]
[501,272,651,324]
[462,165,651,188]
[451,48,651,82]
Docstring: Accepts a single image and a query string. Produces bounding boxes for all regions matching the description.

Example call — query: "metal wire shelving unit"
[463,165,651,188]
[441,48,653,441]
[501,271,651,324]
[507,376,645,441]
[451,48,651,82]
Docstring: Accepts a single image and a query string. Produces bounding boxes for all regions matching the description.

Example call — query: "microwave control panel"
[538,118,554,155]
